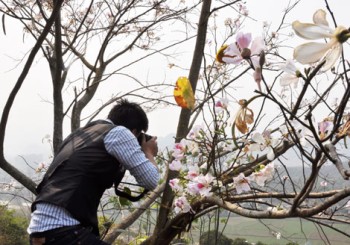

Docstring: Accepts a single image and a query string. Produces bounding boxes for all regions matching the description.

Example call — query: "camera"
[137,132,152,145]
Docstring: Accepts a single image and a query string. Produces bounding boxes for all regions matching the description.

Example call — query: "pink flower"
[320,181,328,187]
[218,32,265,65]
[186,165,200,180]
[238,3,249,16]
[215,98,229,113]
[172,141,186,160]
[318,120,333,140]
[233,173,251,194]
[253,66,262,91]
[174,196,192,214]
[169,178,183,193]
[35,162,46,173]
[169,159,182,171]
[187,173,214,197]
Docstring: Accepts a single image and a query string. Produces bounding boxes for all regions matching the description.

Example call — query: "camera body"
[137,132,152,145]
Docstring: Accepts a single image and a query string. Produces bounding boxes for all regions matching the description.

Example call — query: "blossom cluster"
[168,120,278,214]
[169,93,337,214]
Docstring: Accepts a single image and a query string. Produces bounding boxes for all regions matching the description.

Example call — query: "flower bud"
[259,51,266,67]
[241,48,251,59]
[336,26,350,43]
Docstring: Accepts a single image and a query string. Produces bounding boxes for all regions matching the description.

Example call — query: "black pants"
[29,225,110,245]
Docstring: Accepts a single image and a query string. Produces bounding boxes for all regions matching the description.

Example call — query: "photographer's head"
[108,99,148,134]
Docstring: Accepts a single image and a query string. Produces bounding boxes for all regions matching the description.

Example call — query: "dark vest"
[32,120,125,235]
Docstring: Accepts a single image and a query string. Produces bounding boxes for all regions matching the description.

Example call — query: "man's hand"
[141,136,158,169]
[141,136,158,156]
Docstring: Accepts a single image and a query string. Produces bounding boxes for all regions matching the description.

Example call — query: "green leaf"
[118,187,132,207]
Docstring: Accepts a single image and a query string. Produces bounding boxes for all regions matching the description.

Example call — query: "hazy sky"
[0,0,348,163]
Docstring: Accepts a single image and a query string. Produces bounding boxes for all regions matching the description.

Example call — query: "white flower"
[233,173,251,194]
[279,60,302,88]
[250,162,275,187]
[187,125,204,140]
[279,119,315,147]
[292,9,350,71]
[185,140,199,156]
[250,130,280,160]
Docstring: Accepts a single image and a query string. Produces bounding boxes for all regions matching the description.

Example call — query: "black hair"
[107,99,148,133]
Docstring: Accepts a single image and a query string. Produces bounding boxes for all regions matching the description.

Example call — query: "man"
[28,99,159,245]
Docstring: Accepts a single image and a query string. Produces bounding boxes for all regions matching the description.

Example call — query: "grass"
[197,216,350,245]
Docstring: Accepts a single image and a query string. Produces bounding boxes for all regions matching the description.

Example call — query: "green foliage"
[118,187,132,207]
[129,234,148,245]
[97,216,114,237]
[0,205,28,245]
[199,230,233,245]
[286,242,300,245]
[220,218,227,223]
[109,196,121,209]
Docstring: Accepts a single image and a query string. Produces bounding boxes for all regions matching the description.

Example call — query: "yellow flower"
[234,99,254,134]
[292,9,350,71]
[173,77,195,110]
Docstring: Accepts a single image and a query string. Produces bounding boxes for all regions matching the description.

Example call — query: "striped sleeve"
[104,126,159,190]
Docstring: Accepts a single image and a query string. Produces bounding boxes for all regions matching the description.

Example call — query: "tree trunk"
[145,1,212,244]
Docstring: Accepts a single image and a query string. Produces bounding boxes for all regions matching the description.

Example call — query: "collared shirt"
[28,122,159,234]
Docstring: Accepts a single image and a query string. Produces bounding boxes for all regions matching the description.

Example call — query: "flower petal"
[313,9,329,26]
[236,32,252,49]
[174,77,195,110]
[222,56,243,64]
[280,74,299,87]
[252,132,265,144]
[281,60,297,74]
[293,42,331,64]
[267,147,275,160]
[292,21,333,40]
[222,43,242,64]
[250,36,265,55]
[322,43,342,71]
